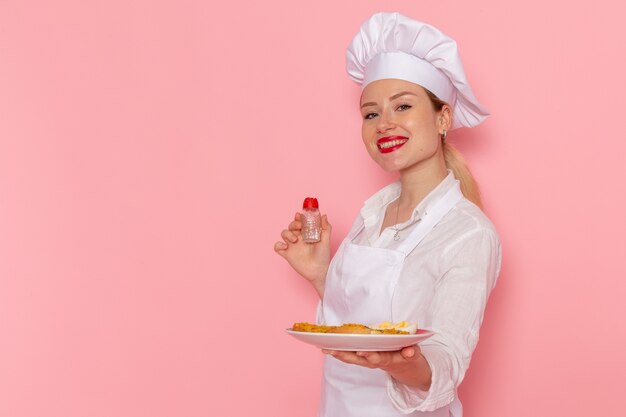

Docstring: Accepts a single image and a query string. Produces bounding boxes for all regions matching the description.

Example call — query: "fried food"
[292,322,334,333]
[328,323,371,334]
[291,322,410,335]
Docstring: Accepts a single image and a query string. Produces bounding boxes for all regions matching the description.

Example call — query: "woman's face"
[360,79,449,173]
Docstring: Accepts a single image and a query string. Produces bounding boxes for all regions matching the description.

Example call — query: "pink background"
[1,1,625,416]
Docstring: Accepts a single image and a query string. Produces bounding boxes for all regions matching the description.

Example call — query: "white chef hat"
[346,12,489,129]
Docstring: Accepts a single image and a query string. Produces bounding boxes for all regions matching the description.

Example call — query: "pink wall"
[1,1,625,416]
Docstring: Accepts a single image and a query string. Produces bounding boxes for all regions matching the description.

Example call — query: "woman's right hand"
[274,212,332,298]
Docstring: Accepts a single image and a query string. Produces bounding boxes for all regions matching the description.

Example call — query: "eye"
[363,112,378,120]
[396,104,412,111]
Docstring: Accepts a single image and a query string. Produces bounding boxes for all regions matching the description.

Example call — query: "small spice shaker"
[301,197,321,243]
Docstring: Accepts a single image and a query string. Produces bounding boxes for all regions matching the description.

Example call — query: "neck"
[396,152,448,209]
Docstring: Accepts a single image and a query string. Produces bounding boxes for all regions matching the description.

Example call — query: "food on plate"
[292,322,335,333]
[327,323,372,334]
[370,321,418,334]
[291,322,416,335]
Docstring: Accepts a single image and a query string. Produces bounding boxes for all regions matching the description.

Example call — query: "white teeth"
[379,139,407,149]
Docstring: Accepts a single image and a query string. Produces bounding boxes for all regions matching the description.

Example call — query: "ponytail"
[424,88,483,209]
[443,142,482,208]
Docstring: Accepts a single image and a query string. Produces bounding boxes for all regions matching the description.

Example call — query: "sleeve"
[387,227,502,412]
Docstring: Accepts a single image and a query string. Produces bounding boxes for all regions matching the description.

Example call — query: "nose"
[376,109,396,133]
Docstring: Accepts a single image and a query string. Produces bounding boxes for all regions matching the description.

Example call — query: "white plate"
[286,329,433,351]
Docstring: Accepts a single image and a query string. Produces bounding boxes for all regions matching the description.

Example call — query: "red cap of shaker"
[302,197,319,209]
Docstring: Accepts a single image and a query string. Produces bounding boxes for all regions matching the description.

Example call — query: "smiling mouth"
[377,136,409,153]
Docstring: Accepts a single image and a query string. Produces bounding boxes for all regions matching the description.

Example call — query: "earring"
[441,129,447,141]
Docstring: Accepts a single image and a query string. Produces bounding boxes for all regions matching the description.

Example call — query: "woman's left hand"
[322,345,431,391]
[322,345,419,371]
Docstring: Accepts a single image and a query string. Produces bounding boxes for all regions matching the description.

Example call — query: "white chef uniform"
[316,171,502,416]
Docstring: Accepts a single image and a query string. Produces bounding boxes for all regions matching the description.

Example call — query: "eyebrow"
[360,91,418,109]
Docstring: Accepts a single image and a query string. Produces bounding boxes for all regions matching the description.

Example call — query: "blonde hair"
[425,89,483,208]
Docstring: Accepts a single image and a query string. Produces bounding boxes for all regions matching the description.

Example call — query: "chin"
[374,160,408,173]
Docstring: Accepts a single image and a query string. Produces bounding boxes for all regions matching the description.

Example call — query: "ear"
[438,105,452,133]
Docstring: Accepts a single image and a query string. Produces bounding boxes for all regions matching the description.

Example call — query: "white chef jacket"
[317,171,502,414]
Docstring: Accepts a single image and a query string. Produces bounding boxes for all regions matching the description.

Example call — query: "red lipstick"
[376,135,409,154]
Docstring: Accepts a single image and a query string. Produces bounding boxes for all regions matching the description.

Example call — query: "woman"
[274,12,502,417]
